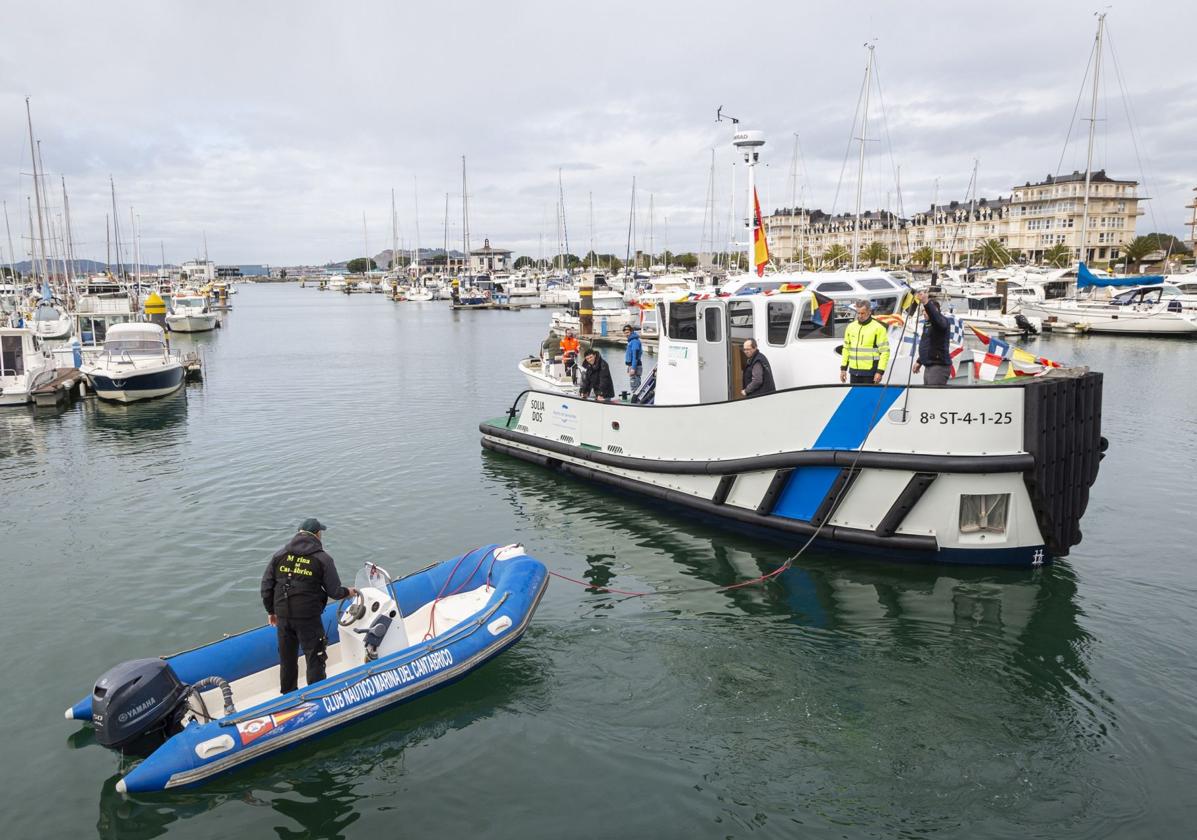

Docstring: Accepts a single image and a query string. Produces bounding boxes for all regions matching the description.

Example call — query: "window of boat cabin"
[728,300,754,341]
[1,335,24,375]
[704,307,722,342]
[668,302,698,340]
[766,300,794,346]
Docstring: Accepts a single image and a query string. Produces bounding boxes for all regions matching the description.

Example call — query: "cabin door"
[696,301,729,402]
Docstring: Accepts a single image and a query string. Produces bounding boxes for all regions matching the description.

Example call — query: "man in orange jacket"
[559,329,580,381]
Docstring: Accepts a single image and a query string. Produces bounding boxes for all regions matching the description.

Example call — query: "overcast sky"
[2,0,1193,266]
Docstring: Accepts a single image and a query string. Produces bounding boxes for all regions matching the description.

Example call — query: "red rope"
[424,547,495,640]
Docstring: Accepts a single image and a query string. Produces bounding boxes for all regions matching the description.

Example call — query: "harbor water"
[1,284,1194,838]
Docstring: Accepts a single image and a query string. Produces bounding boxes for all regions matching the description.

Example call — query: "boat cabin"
[0,328,36,378]
[1110,286,1183,312]
[655,271,912,405]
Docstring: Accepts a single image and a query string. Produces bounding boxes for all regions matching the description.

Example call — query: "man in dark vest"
[741,339,777,397]
[261,518,357,694]
[913,288,952,385]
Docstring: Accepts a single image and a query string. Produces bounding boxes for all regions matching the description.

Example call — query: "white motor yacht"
[165,292,219,333]
[327,275,348,293]
[0,326,56,407]
[81,323,185,403]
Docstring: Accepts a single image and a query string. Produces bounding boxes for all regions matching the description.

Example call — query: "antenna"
[715,106,741,126]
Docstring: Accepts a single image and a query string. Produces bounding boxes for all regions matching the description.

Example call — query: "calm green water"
[1,284,1194,839]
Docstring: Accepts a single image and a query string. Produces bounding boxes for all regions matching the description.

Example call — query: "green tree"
[821,244,850,268]
[910,246,935,267]
[972,238,1012,268]
[1119,236,1156,267]
[1042,243,1071,268]
[674,252,699,270]
[346,257,377,274]
[514,255,535,269]
[861,241,889,266]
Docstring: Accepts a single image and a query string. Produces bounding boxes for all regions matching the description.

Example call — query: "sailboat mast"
[25,98,49,285]
[110,178,124,282]
[588,191,595,269]
[965,160,978,270]
[461,156,470,278]
[106,214,111,275]
[624,177,636,272]
[1078,12,1106,267]
[442,192,449,275]
[412,176,421,273]
[131,208,140,288]
[2,201,16,283]
[391,189,398,274]
[852,44,875,271]
[362,212,369,274]
[557,168,569,266]
[62,177,77,281]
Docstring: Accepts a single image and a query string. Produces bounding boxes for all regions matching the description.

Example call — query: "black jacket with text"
[260,531,349,619]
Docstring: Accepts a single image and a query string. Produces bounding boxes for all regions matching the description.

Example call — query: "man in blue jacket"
[912,288,952,385]
[623,324,643,391]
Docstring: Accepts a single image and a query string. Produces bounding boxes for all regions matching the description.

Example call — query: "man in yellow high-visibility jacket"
[840,300,890,384]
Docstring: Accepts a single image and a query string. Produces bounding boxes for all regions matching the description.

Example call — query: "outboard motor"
[1014,313,1040,336]
[91,658,189,756]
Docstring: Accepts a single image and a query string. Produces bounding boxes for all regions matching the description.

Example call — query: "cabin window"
[797,299,854,339]
[959,493,1010,534]
[668,302,698,340]
[1,335,25,375]
[728,301,754,341]
[815,281,853,293]
[859,277,894,291]
[704,308,722,342]
[766,301,794,346]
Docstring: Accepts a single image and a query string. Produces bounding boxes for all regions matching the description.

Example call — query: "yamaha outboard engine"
[91,658,189,756]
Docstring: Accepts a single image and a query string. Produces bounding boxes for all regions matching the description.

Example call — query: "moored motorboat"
[0,326,56,407]
[518,334,589,394]
[80,322,185,402]
[165,292,219,333]
[65,545,548,793]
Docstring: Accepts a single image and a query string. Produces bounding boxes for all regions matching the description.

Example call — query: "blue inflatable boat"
[65,544,548,793]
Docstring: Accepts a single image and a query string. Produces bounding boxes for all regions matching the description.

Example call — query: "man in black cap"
[260,518,356,694]
[578,346,615,401]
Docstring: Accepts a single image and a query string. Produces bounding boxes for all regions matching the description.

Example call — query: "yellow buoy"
[143,292,167,315]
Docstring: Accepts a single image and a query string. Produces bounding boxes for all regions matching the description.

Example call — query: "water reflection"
[482,449,1099,720]
[86,389,190,443]
[93,652,542,840]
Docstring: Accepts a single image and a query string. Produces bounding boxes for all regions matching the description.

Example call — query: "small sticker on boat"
[488,616,513,635]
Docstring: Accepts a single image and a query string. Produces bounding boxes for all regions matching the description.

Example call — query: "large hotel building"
[764,170,1143,267]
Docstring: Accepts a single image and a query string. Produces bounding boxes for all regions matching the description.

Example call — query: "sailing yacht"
[1020,265,1197,335]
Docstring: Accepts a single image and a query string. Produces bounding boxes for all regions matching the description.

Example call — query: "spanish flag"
[752,187,769,277]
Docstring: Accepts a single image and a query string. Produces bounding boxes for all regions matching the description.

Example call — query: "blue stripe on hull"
[773,386,904,522]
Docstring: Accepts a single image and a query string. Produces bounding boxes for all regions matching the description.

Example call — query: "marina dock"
[30,368,86,411]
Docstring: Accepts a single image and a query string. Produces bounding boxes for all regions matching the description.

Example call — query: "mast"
[362,211,369,274]
[965,160,978,270]
[1078,12,1106,267]
[106,214,111,275]
[461,156,470,279]
[412,176,421,274]
[25,98,49,285]
[110,178,124,282]
[731,128,765,274]
[442,192,449,275]
[929,177,940,270]
[391,188,398,274]
[727,161,736,270]
[160,241,166,284]
[557,168,569,267]
[624,176,636,273]
[131,208,140,288]
[588,191,595,268]
[852,43,875,271]
[648,194,655,266]
[62,177,77,281]
[2,202,16,283]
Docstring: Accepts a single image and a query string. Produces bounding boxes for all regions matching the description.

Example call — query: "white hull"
[1021,302,1197,335]
[31,321,73,341]
[518,358,577,395]
[166,314,219,333]
[91,382,183,403]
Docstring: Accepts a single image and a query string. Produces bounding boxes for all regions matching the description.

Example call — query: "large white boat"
[81,323,185,403]
[495,271,539,298]
[165,292,219,333]
[327,275,348,293]
[1019,265,1197,336]
[29,299,74,342]
[517,334,587,395]
[481,132,1107,569]
[0,326,56,407]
